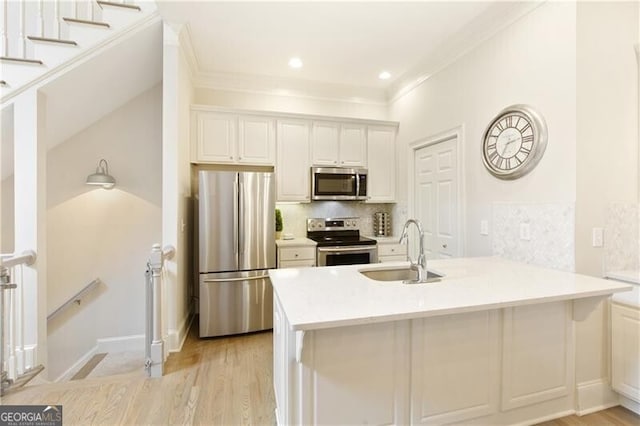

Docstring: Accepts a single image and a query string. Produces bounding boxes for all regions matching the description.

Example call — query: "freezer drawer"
[199,271,273,337]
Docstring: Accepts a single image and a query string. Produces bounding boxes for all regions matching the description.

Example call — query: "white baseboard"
[619,394,640,415]
[54,345,98,383]
[168,314,193,353]
[575,379,620,415]
[96,334,145,353]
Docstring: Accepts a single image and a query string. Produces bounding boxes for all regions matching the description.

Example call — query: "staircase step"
[1,364,45,396]
[27,36,78,46]
[0,56,44,65]
[97,1,141,11]
[70,353,107,381]
[62,17,111,28]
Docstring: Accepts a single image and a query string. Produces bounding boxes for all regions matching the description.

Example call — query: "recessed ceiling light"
[288,57,303,69]
[378,71,391,80]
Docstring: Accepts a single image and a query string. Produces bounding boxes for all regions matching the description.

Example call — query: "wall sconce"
[85,159,116,189]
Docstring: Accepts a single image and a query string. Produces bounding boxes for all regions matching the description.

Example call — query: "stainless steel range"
[307,217,378,266]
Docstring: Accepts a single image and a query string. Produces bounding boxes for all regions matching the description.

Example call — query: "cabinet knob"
[442,244,447,249]
[229,156,233,159]
[295,253,299,257]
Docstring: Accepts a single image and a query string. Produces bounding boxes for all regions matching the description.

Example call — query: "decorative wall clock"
[481,104,548,180]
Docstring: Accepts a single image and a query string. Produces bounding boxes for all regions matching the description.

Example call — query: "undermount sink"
[360,267,443,283]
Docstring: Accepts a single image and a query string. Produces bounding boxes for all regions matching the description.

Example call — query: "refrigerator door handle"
[233,178,239,254]
[238,180,244,255]
[203,274,269,283]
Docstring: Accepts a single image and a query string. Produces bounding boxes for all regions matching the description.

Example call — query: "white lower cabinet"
[377,241,407,263]
[611,302,640,404]
[274,301,576,425]
[277,245,316,268]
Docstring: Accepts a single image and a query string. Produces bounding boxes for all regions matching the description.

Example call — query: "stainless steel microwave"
[311,167,368,201]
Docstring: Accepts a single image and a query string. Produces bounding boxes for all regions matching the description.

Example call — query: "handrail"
[46,278,100,322]
[0,250,37,269]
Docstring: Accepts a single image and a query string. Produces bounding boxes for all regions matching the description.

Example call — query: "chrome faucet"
[399,219,427,283]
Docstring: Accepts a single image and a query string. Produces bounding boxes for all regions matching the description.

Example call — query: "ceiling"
[156,1,539,102]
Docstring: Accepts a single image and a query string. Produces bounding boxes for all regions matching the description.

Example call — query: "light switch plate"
[592,227,604,247]
[480,220,489,236]
[520,223,531,241]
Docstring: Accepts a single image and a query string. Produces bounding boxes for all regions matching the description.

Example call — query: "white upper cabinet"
[238,115,275,165]
[277,119,311,202]
[192,110,275,165]
[194,111,237,164]
[367,126,397,202]
[311,122,367,168]
[311,121,340,166]
[339,124,367,167]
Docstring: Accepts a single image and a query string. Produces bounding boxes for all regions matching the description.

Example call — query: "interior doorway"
[409,127,464,259]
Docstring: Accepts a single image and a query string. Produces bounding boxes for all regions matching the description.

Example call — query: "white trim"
[191,104,399,128]
[0,12,162,105]
[619,393,640,415]
[168,314,194,353]
[510,409,575,426]
[575,379,619,415]
[53,345,98,382]
[407,124,466,257]
[193,70,388,107]
[179,23,199,82]
[388,1,545,104]
[96,334,145,353]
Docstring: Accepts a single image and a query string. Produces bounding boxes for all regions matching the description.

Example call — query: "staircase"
[0,0,160,389]
[0,0,157,104]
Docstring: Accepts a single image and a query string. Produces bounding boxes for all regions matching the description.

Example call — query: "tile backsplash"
[492,203,576,272]
[604,203,639,273]
[276,202,394,237]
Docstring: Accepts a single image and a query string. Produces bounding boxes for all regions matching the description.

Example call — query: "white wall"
[46,85,162,380]
[162,23,194,351]
[389,2,577,258]
[194,87,388,121]
[575,1,639,277]
[1,176,14,253]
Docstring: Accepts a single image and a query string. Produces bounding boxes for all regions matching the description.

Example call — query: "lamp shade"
[86,159,116,189]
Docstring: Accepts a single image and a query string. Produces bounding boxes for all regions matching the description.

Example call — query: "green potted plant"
[275,209,283,240]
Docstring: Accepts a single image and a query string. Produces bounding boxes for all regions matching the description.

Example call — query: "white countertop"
[275,238,317,247]
[606,270,640,307]
[269,257,632,331]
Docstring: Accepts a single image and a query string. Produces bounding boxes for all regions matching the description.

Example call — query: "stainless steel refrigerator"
[197,170,275,338]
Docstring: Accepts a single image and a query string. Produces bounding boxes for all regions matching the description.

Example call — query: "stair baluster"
[37,0,44,38]
[18,0,25,58]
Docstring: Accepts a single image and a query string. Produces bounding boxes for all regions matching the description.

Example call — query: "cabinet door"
[194,112,237,163]
[238,115,275,165]
[311,121,340,166]
[339,124,367,167]
[612,302,640,403]
[367,126,396,202]
[277,119,311,202]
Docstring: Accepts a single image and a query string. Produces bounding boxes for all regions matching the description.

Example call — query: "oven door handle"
[317,246,376,253]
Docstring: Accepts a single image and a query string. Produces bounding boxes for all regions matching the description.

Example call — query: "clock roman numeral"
[520,146,531,155]
[497,157,504,169]
[520,123,531,134]
[506,116,512,127]
[514,116,521,129]
[522,135,534,144]
[488,151,499,163]
[496,120,505,131]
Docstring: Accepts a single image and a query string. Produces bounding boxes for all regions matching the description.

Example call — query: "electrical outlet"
[520,223,531,241]
[480,220,489,236]
[592,227,604,247]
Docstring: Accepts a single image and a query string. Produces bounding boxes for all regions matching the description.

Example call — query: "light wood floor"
[2,320,639,425]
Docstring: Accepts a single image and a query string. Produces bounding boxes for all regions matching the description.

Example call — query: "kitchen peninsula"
[269,257,632,425]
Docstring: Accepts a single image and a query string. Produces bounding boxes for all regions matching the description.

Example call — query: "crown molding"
[178,23,199,82]
[193,70,388,106]
[387,1,545,104]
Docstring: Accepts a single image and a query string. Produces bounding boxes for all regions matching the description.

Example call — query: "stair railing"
[145,244,175,378]
[0,250,43,396]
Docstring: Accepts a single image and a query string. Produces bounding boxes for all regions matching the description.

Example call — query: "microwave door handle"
[355,172,360,198]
